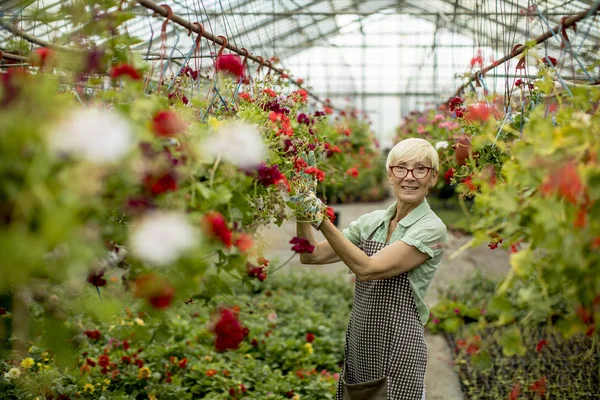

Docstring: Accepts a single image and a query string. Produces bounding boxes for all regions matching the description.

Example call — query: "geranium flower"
[87,270,107,287]
[204,211,233,247]
[540,162,585,205]
[130,211,198,266]
[29,47,55,68]
[257,257,269,267]
[290,89,308,103]
[306,333,315,343]
[543,56,558,67]
[234,233,253,253]
[294,157,307,172]
[454,108,464,118]
[211,308,246,351]
[536,339,548,352]
[248,264,267,281]
[110,63,141,80]
[133,273,175,309]
[448,97,464,111]
[529,376,546,396]
[461,175,476,191]
[206,369,218,377]
[215,54,244,78]
[48,107,133,163]
[289,237,315,254]
[84,330,101,341]
[151,110,187,137]
[201,121,266,169]
[346,167,359,178]
[257,164,284,186]
[304,167,325,182]
[488,238,503,250]
[514,79,524,87]
[178,358,188,369]
[326,206,336,224]
[239,92,253,102]
[444,168,455,184]
[144,171,178,196]
[297,113,310,125]
[464,102,501,122]
[263,88,277,97]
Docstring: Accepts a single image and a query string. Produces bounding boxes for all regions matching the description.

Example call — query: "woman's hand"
[289,151,326,229]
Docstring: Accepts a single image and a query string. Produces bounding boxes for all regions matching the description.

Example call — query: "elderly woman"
[295,138,447,400]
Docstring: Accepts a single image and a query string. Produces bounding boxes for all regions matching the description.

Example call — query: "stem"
[269,253,296,275]
[209,154,221,188]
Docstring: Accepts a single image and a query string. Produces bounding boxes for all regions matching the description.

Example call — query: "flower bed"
[0,271,352,399]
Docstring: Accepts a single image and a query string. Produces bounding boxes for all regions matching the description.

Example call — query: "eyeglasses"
[389,165,433,179]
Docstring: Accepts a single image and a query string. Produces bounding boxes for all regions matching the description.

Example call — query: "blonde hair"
[386,138,439,171]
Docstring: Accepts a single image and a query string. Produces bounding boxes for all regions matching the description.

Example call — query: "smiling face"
[388,159,438,204]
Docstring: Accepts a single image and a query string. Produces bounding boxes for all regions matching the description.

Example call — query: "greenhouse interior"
[0,0,599,399]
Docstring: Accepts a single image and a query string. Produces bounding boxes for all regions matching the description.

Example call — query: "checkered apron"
[337,225,427,400]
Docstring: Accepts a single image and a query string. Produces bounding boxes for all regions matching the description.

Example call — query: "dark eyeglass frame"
[389,165,434,179]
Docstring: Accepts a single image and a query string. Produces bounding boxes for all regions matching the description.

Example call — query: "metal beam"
[160,11,580,17]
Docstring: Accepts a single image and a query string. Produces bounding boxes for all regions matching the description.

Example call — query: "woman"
[295,138,447,400]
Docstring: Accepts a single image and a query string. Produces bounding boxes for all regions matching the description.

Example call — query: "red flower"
[306,333,315,343]
[346,167,359,178]
[461,175,476,191]
[303,167,325,182]
[488,238,503,250]
[263,88,277,98]
[257,257,269,267]
[122,340,130,350]
[294,157,308,172]
[592,237,600,249]
[444,168,455,184]
[540,162,585,205]
[229,388,236,396]
[285,390,295,398]
[464,103,501,122]
[84,330,101,341]
[143,171,178,196]
[29,47,55,68]
[234,233,253,253]
[212,308,246,352]
[536,339,548,352]
[509,382,521,400]
[133,273,175,310]
[326,206,336,224]
[469,50,483,68]
[529,376,547,396]
[248,265,267,282]
[204,211,233,247]
[290,237,315,254]
[239,92,253,102]
[576,305,593,325]
[86,358,96,367]
[87,270,107,287]
[454,108,464,118]
[514,79,524,87]
[151,110,187,137]
[0,307,6,315]
[543,56,558,67]
[136,359,144,368]
[251,338,259,347]
[110,63,141,80]
[98,355,110,368]
[574,206,587,228]
[240,383,247,393]
[121,356,131,364]
[178,358,188,369]
[206,368,218,377]
[215,54,244,78]
[448,97,464,111]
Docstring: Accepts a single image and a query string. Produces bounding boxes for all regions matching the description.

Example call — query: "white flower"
[4,367,21,380]
[201,121,266,169]
[435,141,449,151]
[267,312,278,322]
[130,211,199,266]
[48,107,133,163]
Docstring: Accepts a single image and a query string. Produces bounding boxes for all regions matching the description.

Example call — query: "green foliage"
[0,272,351,399]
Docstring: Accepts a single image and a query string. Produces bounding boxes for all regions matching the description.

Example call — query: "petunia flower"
[201,121,266,169]
[130,211,198,266]
[215,54,244,78]
[151,110,187,137]
[110,63,141,80]
[48,107,133,163]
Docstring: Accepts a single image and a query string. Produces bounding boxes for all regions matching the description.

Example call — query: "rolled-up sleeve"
[342,213,371,246]
[400,218,447,260]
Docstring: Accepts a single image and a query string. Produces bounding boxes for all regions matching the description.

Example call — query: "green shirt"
[342,199,447,325]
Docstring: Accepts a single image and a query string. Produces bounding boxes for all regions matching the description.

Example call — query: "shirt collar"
[384,199,431,228]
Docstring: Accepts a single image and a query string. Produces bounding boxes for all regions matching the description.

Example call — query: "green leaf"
[440,317,463,333]
[471,350,493,371]
[498,325,526,357]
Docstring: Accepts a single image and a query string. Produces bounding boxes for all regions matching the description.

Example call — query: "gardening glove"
[289,191,327,230]
[289,150,326,229]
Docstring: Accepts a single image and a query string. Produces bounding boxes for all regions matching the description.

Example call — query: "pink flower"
[215,54,244,78]
[432,318,440,324]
